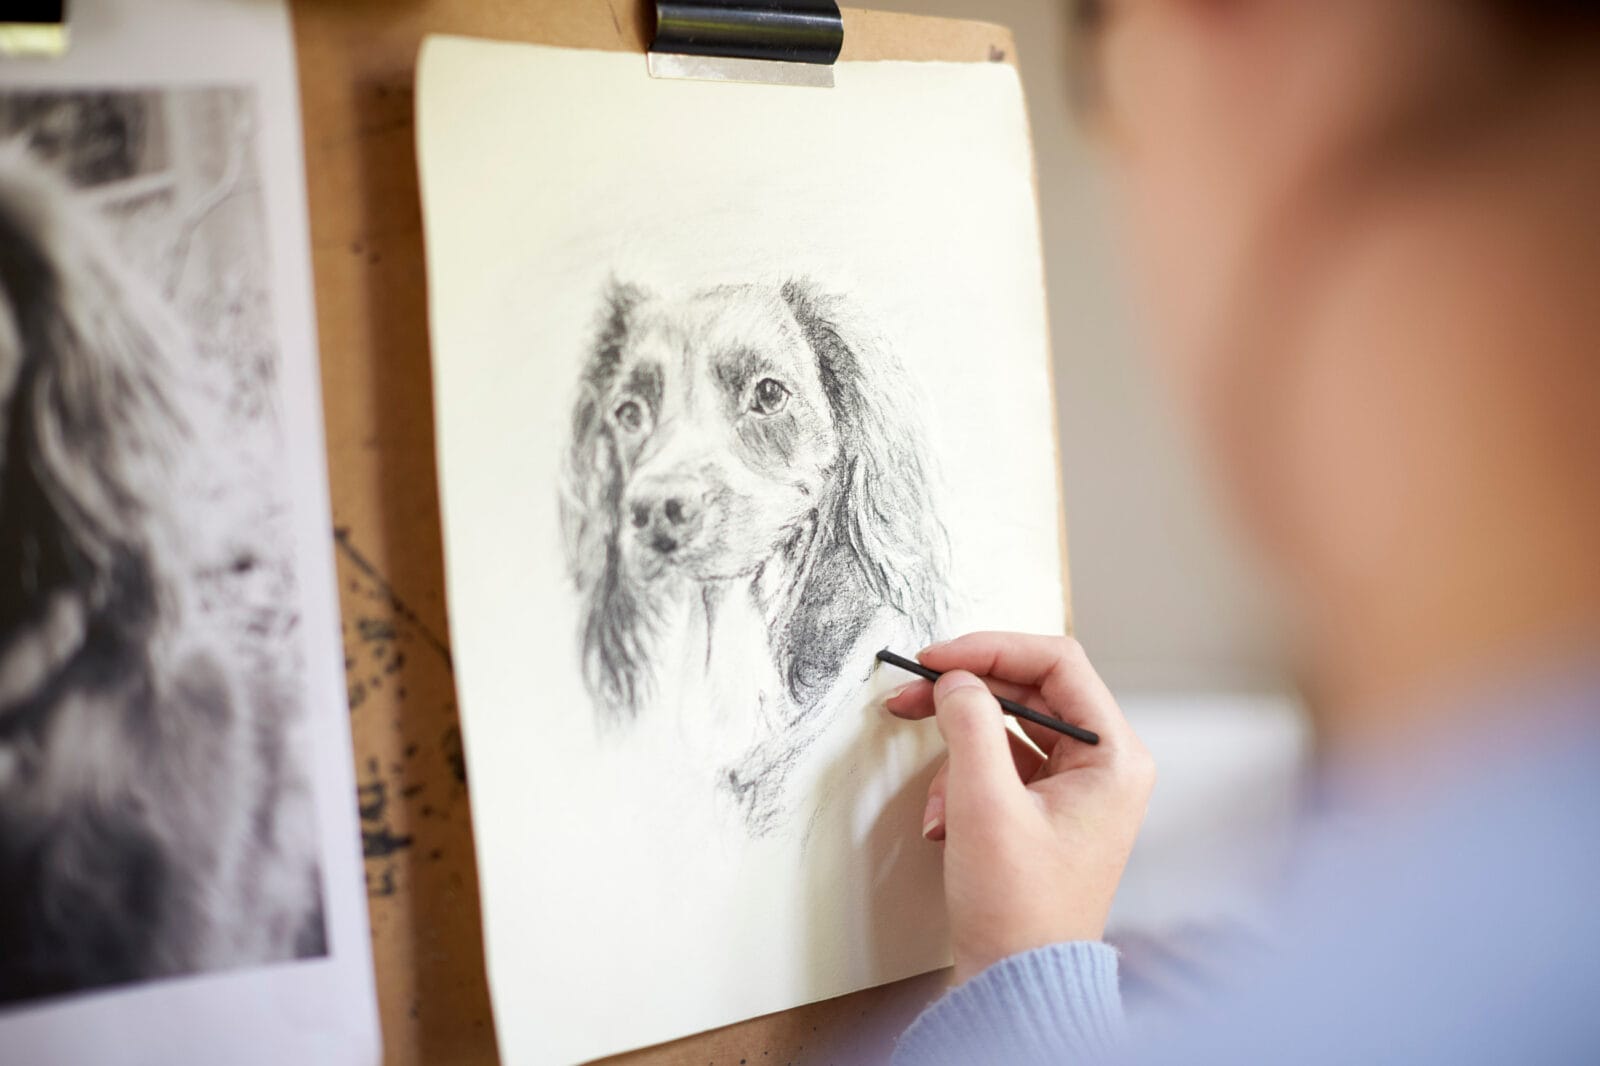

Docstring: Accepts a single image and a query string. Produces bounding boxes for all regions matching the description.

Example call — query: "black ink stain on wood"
[365,825,413,859]
[336,526,481,909]
[359,775,412,853]
[358,773,386,821]
[368,864,397,898]
[334,526,453,668]
[989,44,1007,62]
[357,763,413,898]
[442,723,467,784]
[360,617,396,642]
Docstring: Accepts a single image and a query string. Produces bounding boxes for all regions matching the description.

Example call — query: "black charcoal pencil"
[876,648,1101,746]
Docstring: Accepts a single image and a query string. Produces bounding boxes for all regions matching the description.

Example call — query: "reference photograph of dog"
[560,278,951,833]
[0,89,325,1007]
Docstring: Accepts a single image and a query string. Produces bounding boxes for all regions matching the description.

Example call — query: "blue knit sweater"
[894,676,1600,1065]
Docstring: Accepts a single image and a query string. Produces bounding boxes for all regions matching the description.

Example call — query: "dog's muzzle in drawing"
[627,477,706,563]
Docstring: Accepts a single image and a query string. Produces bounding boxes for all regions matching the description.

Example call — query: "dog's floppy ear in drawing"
[560,279,659,721]
[772,279,948,707]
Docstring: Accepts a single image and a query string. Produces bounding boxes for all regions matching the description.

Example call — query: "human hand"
[885,633,1155,983]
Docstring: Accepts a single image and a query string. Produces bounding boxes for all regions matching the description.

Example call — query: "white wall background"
[866,0,1310,937]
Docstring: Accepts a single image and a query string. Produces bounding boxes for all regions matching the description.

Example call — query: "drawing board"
[289,2,1068,1061]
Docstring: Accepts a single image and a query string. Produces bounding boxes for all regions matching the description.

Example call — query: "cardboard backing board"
[290,2,1066,1061]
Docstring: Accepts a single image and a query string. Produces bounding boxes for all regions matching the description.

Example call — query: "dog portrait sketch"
[0,90,325,1006]
[560,278,951,832]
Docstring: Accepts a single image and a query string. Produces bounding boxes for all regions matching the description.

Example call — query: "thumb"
[933,671,1024,819]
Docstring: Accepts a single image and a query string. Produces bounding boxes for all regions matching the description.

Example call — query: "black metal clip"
[649,0,843,87]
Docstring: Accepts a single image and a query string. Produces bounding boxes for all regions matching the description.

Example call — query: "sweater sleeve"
[892,942,1126,1066]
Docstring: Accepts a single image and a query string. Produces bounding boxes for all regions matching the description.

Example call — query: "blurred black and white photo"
[0,87,326,1007]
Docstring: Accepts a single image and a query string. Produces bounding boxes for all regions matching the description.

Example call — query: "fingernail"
[921,794,945,840]
[881,682,912,704]
[919,639,949,655]
[878,683,913,716]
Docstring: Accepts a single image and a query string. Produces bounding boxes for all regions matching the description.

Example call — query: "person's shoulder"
[1134,694,1600,1066]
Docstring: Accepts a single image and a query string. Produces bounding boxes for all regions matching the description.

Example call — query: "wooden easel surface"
[290,3,1054,1062]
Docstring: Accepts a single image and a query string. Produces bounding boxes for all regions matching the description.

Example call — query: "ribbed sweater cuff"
[893,942,1125,1066]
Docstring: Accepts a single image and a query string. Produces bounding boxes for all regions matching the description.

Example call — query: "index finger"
[918,632,1132,744]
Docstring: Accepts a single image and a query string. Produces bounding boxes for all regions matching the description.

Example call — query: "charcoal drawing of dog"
[560,278,951,833]
[0,151,324,1005]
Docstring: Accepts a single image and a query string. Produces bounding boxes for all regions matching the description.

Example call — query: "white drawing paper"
[0,2,377,1063]
[418,36,1066,1065]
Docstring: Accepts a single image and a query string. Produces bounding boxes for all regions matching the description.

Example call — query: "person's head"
[1074,0,1600,723]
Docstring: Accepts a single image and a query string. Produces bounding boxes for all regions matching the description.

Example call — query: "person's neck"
[1310,541,1600,756]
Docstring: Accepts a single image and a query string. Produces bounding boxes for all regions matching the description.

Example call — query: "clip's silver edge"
[646,51,834,89]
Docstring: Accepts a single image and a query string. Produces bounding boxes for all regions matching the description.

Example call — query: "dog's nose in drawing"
[627,485,705,555]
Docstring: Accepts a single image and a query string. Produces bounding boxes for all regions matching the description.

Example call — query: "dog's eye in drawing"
[750,378,790,416]
[613,398,647,434]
